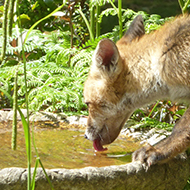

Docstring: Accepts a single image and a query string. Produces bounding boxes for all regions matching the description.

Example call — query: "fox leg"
[132,107,190,166]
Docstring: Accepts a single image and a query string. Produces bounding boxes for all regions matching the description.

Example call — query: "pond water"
[0,122,140,169]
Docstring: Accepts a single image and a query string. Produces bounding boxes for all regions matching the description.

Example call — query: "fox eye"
[100,103,108,108]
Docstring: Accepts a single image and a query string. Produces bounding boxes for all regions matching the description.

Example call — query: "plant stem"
[183,0,190,14]
[118,0,123,38]
[69,11,73,49]
[11,0,19,151]
[39,159,54,190]
[20,32,31,189]
[14,0,31,188]
[19,4,66,190]
[90,6,95,38]
[109,0,123,38]
[178,0,184,12]
[8,0,15,36]
[1,0,9,61]
[78,7,94,41]
[178,0,190,14]
[31,122,54,190]
[148,101,160,118]
[12,67,18,150]
[96,4,100,38]
[109,0,117,11]
[22,44,31,190]
[68,7,73,67]
[24,4,65,43]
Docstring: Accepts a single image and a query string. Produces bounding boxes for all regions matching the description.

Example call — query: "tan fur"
[84,15,190,165]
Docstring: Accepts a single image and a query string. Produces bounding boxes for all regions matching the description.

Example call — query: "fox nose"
[84,134,88,139]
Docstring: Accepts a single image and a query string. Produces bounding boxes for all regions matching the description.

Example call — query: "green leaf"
[98,8,118,23]
[0,6,4,13]
[32,2,39,11]
[17,107,31,160]
[175,109,186,116]
[18,14,31,21]
[0,87,13,105]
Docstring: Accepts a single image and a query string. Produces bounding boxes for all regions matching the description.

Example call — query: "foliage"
[12,4,65,190]
[0,30,93,114]
[130,101,186,131]
[132,101,185,123]
[100,8,171,41]
[18,0,63,31]
[0,4,184,118]
[130,117,174,131]
[0,28,46,65]
[0,0,186,119]
[178,0,190,14]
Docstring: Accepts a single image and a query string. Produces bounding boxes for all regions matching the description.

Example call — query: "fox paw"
[132,144,165,167]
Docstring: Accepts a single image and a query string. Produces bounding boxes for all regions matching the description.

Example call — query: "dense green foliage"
[0,0,188,129]
[0,10,170,115]
[0,0,189,120]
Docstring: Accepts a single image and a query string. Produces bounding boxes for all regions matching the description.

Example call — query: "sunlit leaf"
[17,14,31,21]
[32,1,39,11]
[52,11,65,17]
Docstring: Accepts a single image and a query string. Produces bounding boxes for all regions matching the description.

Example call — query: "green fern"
[90,0,113,7]
[0,8,172,114]
[81,33,112,49]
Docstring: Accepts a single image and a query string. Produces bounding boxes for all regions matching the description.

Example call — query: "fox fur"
[84,15,190,166]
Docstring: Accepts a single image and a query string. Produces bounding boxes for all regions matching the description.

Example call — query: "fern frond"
[81,33,112,49]
[70,49,93,68]
[90,0,113,7]
[98,8,118,23]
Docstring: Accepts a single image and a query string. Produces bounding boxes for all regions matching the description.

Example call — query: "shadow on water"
[0,122,140,169]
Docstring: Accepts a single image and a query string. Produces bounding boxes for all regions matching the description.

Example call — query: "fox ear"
[124,15,145,42]
[93,38,119,72]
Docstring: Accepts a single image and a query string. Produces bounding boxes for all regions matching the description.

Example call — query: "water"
[0,124,140,169]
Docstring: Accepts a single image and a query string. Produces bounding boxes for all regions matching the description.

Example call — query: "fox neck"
[120,50,170,110]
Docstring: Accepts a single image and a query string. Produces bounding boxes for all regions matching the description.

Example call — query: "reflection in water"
[0,128,140,169]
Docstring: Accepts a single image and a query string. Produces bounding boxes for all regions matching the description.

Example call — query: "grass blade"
[31,158,39,190]
[39,159,54,190]
[24,3,65,44]
[78,7,94,41]
[31,121,54,190]
[17,107,31,160]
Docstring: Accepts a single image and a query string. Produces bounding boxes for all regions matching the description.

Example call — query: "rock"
[6,109,28,121]
[29,112,67,122]
[147,134,167,146]
[29,112,87,126]
[0,155,190,190]
[121,126,171,146]
[66,115,87,125]
[144,128,157,138]
[128,131,142,139]
[0,110,9,121]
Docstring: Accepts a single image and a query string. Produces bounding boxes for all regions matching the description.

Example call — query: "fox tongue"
[93,139,108,152]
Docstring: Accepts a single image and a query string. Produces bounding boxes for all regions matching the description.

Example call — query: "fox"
[83,14,190,166]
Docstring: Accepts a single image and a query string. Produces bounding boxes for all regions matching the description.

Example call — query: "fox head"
[84,15,145,151]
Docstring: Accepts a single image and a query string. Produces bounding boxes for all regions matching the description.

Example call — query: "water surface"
[0,124,140,169]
